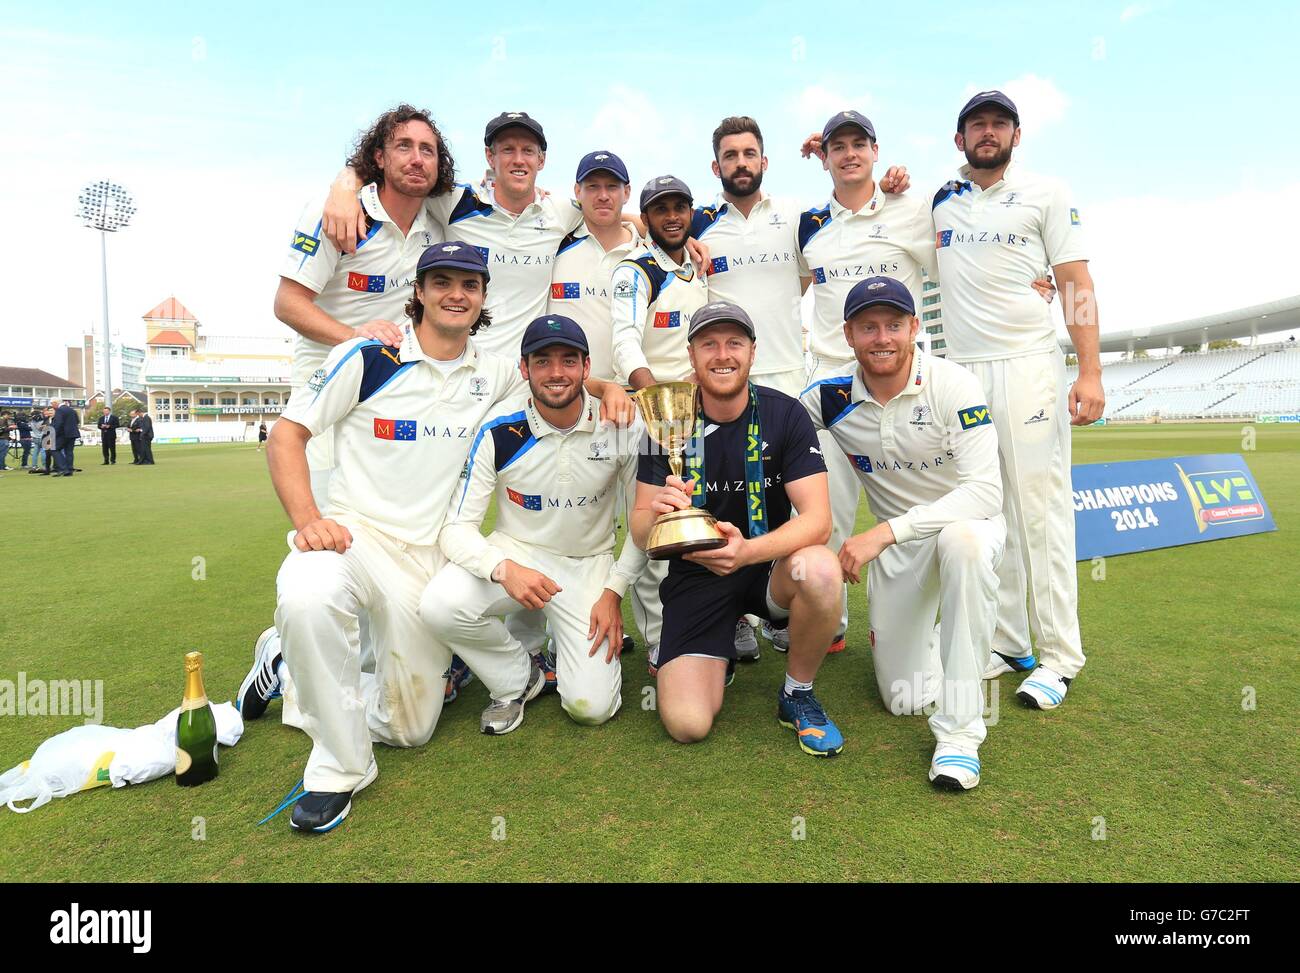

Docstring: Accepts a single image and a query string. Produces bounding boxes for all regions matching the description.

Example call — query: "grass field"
[0,424,1296,882]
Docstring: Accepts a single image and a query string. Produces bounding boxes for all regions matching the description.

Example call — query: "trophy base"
[647,508,727,560]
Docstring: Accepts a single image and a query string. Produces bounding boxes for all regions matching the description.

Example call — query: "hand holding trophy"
[633,381,728,559]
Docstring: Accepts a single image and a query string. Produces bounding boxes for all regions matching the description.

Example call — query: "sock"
[783,674,813,696]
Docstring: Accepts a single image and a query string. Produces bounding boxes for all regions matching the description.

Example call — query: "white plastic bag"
[0,725,133,813]
[1,701,245,812]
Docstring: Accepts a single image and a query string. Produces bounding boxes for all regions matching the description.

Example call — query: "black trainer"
[290,760,378,834]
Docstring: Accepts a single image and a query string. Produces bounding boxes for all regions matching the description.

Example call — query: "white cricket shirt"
[547,222,643,382]
[427,184,585,359]
[800,351,1001,545]
[280,323,524,547]
[609,240,709,383]
[440,390,643,595]
[281,182,445,388]
[797,185,937,364]
[691,194,806,376]
[932,162,1087,362]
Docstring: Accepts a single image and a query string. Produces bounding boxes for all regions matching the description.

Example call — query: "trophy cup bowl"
[634,381,728,560]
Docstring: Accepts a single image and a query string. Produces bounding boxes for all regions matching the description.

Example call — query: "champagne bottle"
[176,651,219,787]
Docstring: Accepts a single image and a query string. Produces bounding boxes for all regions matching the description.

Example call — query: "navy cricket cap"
[822,109,876,144]
[416,240,490,282]
[520,314,589,357]
[639,175,693,211]
[575,150,630,184]
[687,301,756,341]
[844,276,915,320]
[957,89,1019,131]
[484,111,547,151]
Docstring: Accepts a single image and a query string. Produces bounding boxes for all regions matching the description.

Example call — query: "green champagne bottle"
[176,651,219,787]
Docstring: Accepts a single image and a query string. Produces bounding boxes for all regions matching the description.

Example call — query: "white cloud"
[791,84,874,129]
[1086,183,1300,335]
[1121,4,1154,22]
[961,74,1070,135]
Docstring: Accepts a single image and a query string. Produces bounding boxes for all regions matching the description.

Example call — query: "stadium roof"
[149,329,194,347]
[143,296,198,322]
[1061,294,1300,353]
[0,366,83,389]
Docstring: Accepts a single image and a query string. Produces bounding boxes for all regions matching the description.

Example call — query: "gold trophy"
[634,381,728,559]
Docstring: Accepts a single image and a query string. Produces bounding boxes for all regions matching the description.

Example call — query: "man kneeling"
[422,315,642,729]
[631,301,845,755]
[801,276,1006,790]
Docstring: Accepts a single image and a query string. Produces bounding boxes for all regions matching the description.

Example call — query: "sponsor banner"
[1256,413,1300,424]
[1072,453,1275,560]
[192,405,283,415]
[147,376,289,384]
[0,396,34,407]
[155,437,200,445]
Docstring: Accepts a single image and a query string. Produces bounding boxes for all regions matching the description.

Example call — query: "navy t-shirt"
[637,385,826,573]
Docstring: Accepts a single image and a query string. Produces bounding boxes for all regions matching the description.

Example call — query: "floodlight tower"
[77,180,135,414]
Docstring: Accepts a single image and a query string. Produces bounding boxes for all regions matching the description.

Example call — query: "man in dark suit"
[136,410,156,465]
[51,399,80,477]
[128,409,143,463]
[97,407,120,465]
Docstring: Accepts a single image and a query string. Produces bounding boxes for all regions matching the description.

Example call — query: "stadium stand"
[1066,341,1300,419]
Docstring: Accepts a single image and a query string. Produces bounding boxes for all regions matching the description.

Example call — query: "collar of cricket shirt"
[526,387,596,438]
[956,159,1019,195]
[854,350,927,405]
[398,321,476,371]
[829,181,884,220]
[647,239,693,277]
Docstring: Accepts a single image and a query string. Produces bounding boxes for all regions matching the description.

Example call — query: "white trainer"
[1016,665,1072,710]
[982,649,1037,680]
[928,744,981,791]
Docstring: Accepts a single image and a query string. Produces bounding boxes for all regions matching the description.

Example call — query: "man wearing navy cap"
[549,151,642,384]
[801,277,1005,789]
[633,300,845,756]
[425,314,646,730]
[237,244,630,832]
[611,175,710,390]
[934,89,1103,710]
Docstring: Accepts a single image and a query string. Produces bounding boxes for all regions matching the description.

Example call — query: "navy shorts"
[651,561,789,672]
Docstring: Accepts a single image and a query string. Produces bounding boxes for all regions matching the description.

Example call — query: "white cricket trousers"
[808,353,861,637]
[958,350,1085,678]
[867,517,1006,749]
[420,534,623,726]
[275,522,519,792]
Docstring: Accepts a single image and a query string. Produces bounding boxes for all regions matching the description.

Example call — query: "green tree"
[1208,339,1242,351]
[1180,343,1203,354]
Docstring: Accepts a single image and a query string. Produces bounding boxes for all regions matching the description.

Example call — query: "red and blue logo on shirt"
[507,488,543,510]
[935,230,953,249]
[653,311,681,329]
[347,272,387,293]
[811,267,827,284]
[550,282,581,300]
[709,256,729,275]
[849,454,873,474]
[373,419,417,441]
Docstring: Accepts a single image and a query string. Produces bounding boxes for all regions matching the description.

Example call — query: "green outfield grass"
[0,424,1296,882]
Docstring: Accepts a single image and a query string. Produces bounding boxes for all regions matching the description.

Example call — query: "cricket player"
[801,277,1005,789]
[236,243,634,832]
[933,90,1104,709]
[790,110,939,657]
[632,301,844,755]
[279,104,453,506]
[611,175,710,390]
[423,315,643,728]
[548,151,642,383]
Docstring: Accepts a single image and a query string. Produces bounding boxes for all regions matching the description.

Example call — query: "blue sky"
[2,0,1298,375]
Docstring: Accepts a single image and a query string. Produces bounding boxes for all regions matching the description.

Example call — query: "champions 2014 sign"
[1072,453,1276,560]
